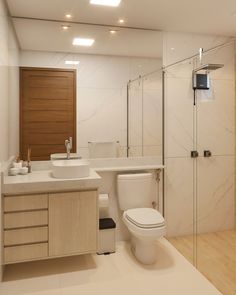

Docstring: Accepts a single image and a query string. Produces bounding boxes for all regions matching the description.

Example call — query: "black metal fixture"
[204,150,212,157]
[191,151,199,158]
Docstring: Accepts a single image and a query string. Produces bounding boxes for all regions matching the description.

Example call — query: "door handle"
[204,150,212,157]
[191,151,199,158]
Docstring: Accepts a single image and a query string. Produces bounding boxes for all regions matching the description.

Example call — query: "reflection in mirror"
[11,16,163,160]
[128,70,163,158]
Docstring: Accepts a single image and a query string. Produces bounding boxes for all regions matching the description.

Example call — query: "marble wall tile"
[197,155,235,233]
[128,80,142,137]
[128,70,163,157]
[164,34,235,239]
[143,145,162,157]
[129,57,162,79]
[199,43,235,81]
[0,65,9,161]
[164,60,194,79]
[197,80,235,156]
[8,19,20,158]
[0,0,9,162]
[164,157,194,237]
[77,55,130,89]
[0,0,19,163]
[77,87,127,148]
[163,32,230,67]
[165,77,194,158]
[143,86,162,146]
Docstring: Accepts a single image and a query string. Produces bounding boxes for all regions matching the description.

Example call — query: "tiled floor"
[1,239,221,295]
[169,230,236,295]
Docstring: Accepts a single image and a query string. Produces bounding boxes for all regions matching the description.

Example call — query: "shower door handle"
[191,151,199,158]
[204,150,212,157]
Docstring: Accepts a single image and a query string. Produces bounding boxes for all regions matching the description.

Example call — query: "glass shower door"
[164,58,197,265]
[128,78,143,157]
[128,69,163,158]
[164,41,236,294]
[195,43,235,294]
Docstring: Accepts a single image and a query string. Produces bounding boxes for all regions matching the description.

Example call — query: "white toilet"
[117,172,166,265]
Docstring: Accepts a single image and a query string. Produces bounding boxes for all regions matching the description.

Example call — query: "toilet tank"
[117,173,153,210]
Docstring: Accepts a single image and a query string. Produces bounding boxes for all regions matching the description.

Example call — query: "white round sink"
[52,159,90,179]
[50,153,81,160]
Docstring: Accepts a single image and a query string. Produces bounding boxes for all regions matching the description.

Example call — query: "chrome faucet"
[65,137,72,159]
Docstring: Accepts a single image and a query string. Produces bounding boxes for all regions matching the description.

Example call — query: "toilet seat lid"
[125,208,165,228]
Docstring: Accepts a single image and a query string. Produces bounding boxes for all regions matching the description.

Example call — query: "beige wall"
[0,0,19,164]
[0,0,19,280]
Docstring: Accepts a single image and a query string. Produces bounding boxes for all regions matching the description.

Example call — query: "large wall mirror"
[7,0,163,160]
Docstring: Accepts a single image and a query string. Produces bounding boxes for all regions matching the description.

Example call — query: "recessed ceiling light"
[62,25,70,30]
[73,38,95,46]
[65,14,72,18]
[118,19,125,24]
[65,60,80,65]
[90,0,121,7]
[110,30,117,34]
[171,47,175,51]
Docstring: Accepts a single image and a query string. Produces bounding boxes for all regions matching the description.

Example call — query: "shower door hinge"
[191,151,199,158]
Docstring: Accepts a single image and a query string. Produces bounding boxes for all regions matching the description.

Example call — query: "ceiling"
[7,0,236,35]
[6,0,236,57]
[12,18,163,58]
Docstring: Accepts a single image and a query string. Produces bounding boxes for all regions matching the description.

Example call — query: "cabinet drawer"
[4,210,48,229]
[4,243,48,264]
[4,227,48,246]
[4,194,48,212]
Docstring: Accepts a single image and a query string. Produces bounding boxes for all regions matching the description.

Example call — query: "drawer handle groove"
[4,241,48,248]
[4,208,48,214]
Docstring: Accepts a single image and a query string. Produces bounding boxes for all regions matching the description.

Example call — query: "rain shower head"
[193,63,224,73]
[192,63,224,90]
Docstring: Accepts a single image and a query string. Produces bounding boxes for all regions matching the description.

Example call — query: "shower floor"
[168,230,236,295]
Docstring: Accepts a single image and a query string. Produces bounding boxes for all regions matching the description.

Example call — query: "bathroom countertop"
[94,164,164,172]
[2,157,164,195]
[3,168,102,195]
[89,157,164,172]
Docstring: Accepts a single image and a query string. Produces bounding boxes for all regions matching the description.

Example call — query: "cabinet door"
[49,191,98,257]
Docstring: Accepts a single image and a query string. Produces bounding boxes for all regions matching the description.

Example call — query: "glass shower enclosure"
[127,69,163,160]
[128,41,236,295]
[165,41,235,294]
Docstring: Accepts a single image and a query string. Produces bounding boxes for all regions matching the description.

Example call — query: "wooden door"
[48,191,98,257]
[20,67,76,161]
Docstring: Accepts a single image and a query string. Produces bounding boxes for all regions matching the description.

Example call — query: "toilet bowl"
[117,173,166,265]
[123,208,166,264]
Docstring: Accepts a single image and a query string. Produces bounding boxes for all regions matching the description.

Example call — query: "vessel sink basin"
[52,159,90,179]
[51,153,81,160]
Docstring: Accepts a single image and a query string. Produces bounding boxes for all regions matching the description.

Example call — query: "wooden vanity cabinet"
[49,190,98,257]
[3,190,98,264]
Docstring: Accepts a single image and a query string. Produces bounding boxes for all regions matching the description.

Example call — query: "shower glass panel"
[195,42,235,294]
[128,78,143,157]
[142,71,163,158]
[165,41,236,294]
[128,70,163,159]
[164,57,196,265]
